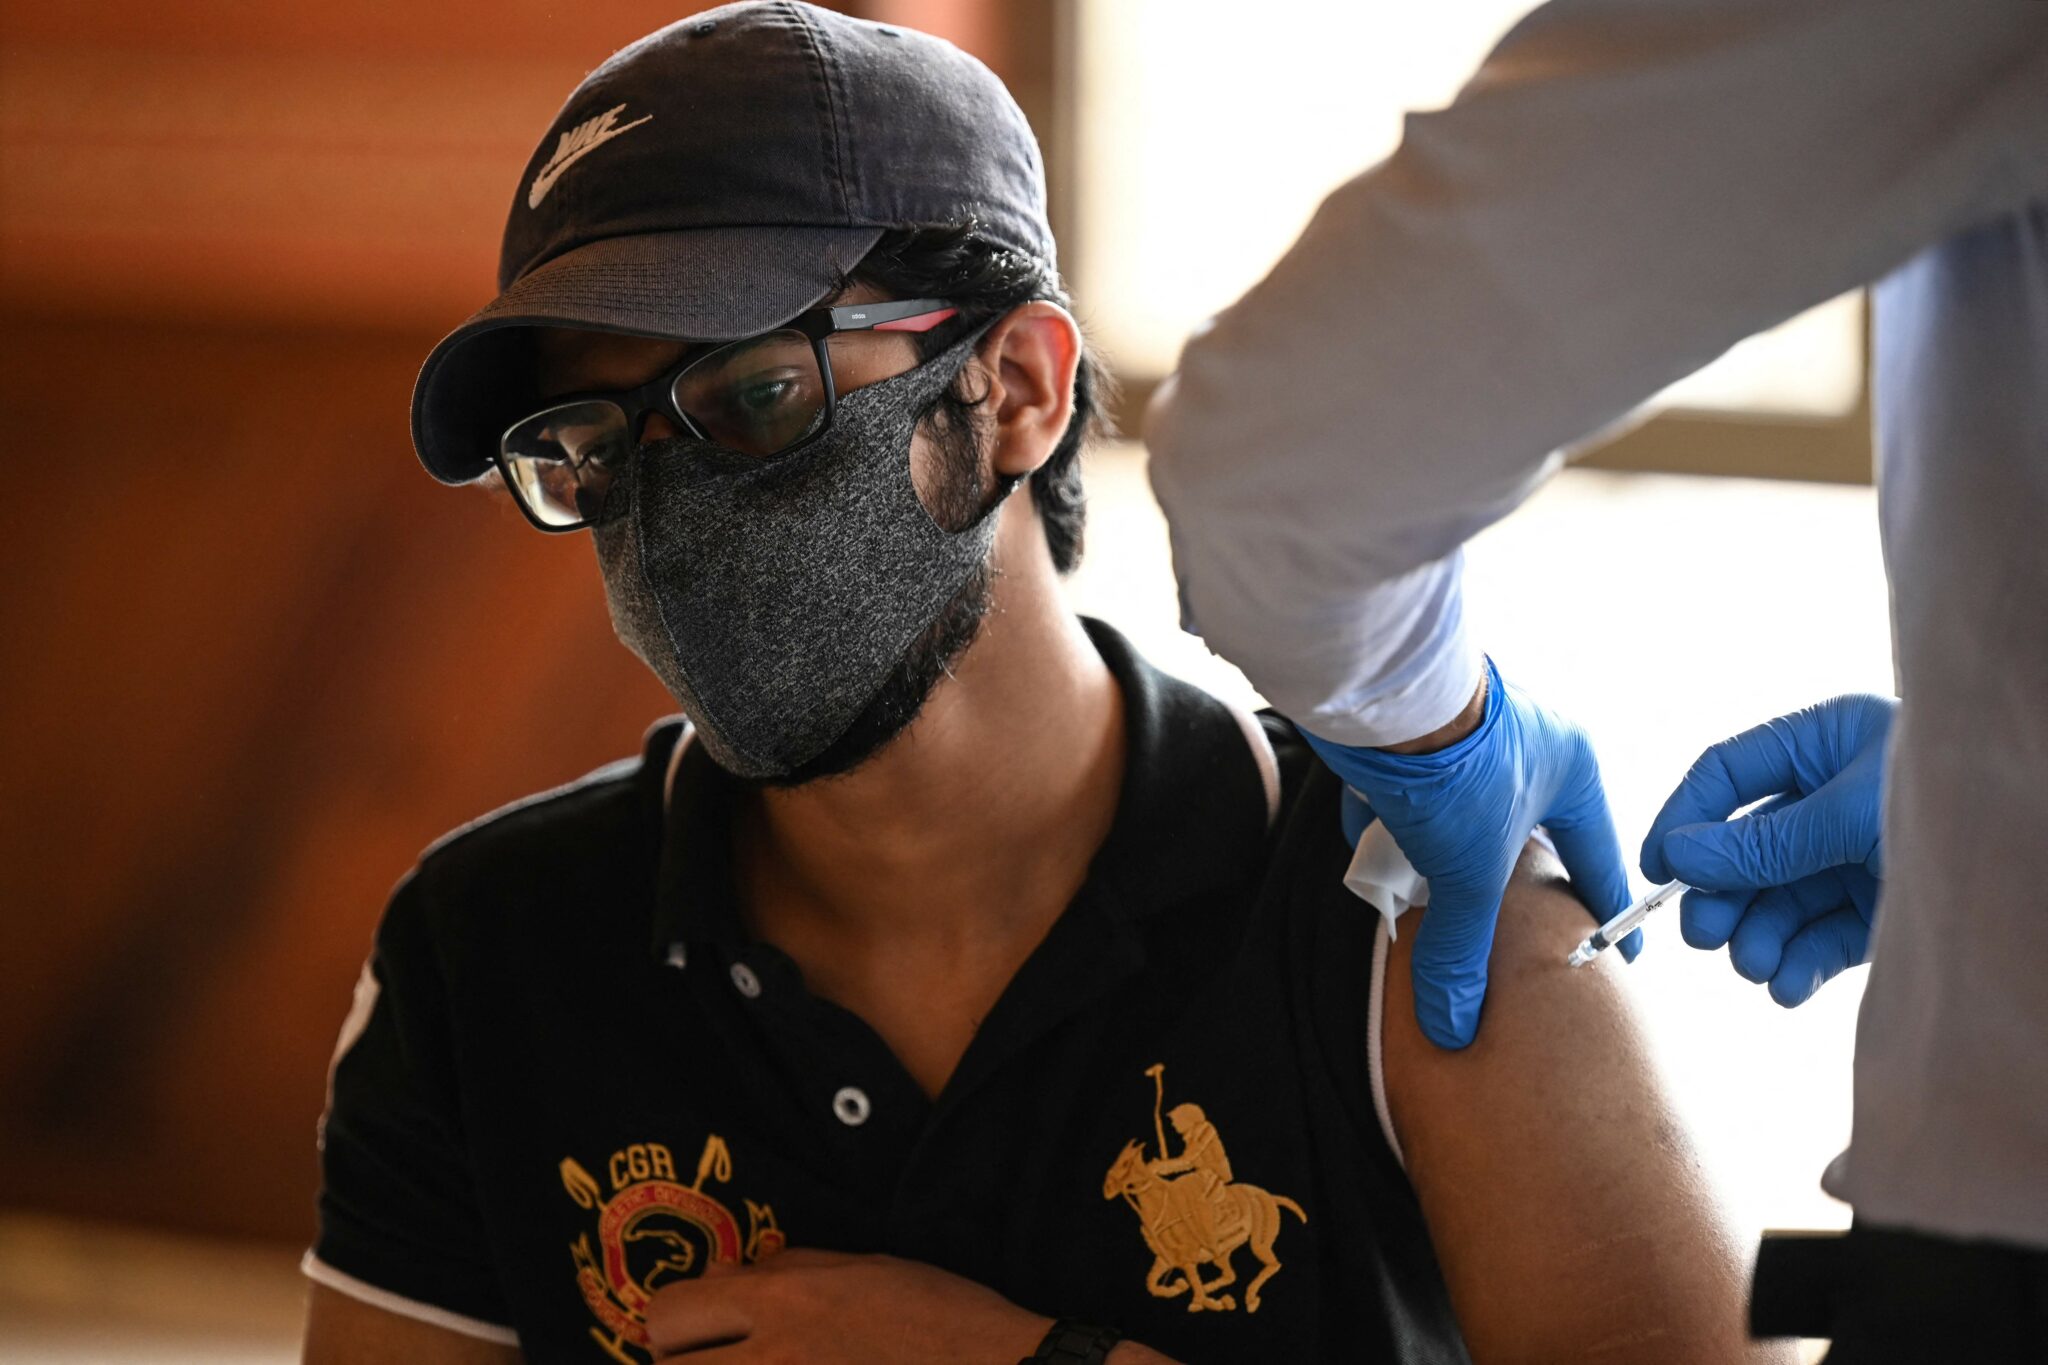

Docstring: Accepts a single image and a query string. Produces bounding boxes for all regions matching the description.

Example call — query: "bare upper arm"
[1382,845,1796,1365]
[302,1282,526,1365]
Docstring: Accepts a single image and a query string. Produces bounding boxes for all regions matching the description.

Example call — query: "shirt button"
[832,1086,871,1127]
[729,962,762,998]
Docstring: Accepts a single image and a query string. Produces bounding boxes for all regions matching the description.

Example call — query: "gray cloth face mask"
[592,324,1014,779]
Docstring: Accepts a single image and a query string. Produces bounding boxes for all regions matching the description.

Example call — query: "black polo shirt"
[309,619,1470,1363]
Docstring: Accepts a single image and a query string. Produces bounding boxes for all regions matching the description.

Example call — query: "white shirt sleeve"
[1144,0,2048,747]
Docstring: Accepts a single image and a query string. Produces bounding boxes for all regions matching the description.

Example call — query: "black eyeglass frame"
[493,297,960,533]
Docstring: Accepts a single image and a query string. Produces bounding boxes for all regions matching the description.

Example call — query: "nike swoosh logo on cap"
[528,104,654,209]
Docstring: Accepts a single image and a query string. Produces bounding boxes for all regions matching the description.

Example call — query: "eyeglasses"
[496,298,959,532]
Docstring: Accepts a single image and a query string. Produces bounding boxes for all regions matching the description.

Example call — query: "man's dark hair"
[847,222,1112,574]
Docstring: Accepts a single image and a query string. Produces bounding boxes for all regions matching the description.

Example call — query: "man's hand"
[1305,656,1635,1050]
[644,1249,1046,1363]
[1641,693,1895,1006]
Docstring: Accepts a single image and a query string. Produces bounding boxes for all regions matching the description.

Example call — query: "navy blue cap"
[412,0,1053,484]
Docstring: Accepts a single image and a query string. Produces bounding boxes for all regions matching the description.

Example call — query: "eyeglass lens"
[498,329,832,530]
[500,399,630,528]
[671,329,827,458]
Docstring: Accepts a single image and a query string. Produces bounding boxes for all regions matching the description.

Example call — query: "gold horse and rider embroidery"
[1102,1064,1307,1314]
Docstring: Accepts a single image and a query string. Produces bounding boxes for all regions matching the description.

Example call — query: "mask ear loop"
[910,314,1019,533]
[961,311,1046,521]
[954,467,1027,538]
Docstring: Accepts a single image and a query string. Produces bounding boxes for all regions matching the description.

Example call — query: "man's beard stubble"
[758,557,995,788]
[747,384,1001,790]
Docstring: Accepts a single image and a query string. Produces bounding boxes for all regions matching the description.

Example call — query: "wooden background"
[0,0,1039,1243]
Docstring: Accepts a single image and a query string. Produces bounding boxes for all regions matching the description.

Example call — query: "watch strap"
[1020,1318,1123,1364]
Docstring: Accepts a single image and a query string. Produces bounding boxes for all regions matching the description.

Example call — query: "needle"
[1566,879,1687,967]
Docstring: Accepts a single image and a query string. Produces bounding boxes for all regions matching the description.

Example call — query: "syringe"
[1565,879,1687,967]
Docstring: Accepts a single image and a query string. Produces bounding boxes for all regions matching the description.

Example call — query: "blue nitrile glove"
[1304,657,1636,1049]
[1641,694,1896,1007]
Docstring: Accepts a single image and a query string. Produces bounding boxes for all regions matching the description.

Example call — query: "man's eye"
[728,372,803,416]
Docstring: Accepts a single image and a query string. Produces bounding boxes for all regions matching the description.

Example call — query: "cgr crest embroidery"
[561,1134,783,1363]
[1103,1064,1306,1314]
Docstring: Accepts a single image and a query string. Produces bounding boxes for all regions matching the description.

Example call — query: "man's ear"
[975,301,1082,480]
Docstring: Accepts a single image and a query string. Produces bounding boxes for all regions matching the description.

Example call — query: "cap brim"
[411,223,886,484]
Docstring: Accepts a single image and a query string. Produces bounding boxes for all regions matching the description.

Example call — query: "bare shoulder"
[1382,845,1796,1365]
[302,1282,526,1365]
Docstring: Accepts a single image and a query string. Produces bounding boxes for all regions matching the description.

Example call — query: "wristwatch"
[1019,1319,1123,1364]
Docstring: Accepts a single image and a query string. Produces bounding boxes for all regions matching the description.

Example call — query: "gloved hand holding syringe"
[1571,694,1895,988]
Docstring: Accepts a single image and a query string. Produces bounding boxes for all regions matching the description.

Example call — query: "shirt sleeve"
[1145,0,2048,746]
[308,866,517,1339]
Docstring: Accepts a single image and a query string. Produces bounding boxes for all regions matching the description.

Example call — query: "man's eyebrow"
[538,339,701,398]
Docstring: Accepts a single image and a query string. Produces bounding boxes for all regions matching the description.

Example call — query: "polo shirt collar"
[648,616,1280,961]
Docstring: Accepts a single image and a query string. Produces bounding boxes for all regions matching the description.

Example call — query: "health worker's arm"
[1382,848,1794,1363]
[1145,0,2048,746]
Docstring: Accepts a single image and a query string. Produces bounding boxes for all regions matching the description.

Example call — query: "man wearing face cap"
[302,6,1786,1363]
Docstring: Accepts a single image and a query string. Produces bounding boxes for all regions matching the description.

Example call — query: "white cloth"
[1344,817,1560,936]
[1146,0,2048,1243]
[1344,817,1430,931]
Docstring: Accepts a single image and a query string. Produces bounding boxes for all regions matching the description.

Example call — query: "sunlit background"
[1068,0,1864,419]
[2,2,1882,1359]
